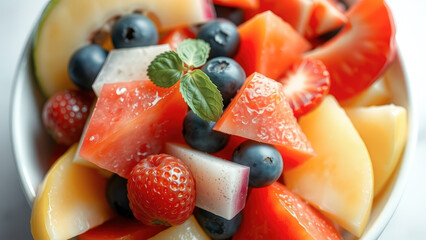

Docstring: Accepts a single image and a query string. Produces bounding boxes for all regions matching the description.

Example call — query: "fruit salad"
[29,0,408,239]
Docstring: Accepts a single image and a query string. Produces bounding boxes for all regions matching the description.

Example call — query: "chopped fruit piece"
[232,140,283,188]
[34,0,215,97]
[197,19,240,59]
[42,90,94,146]
[305,0,347,38]
[78,216,166,240]
[244,0,314,34]
[212,135,247,161]
[159,27,195,51]
[111,14,159,49]
[214,72,315,168]
[278,58,330,117]
[92,45,171,96]
[149,215,210,240]
[79,80,187,178]
[213,0,259,9]
[234,11,311,80]
[244,0,347,38]
[340,77,390,108]
[128,154,196,226]
[166,143,249,220]
[346,105,407,196]
[233,182,342,240]
[285,96,373,237]
[194,207,243,239]
[31,145,114,240]
[303,0,396,100]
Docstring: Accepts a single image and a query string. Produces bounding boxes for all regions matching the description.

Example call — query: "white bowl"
[10,1,418,239]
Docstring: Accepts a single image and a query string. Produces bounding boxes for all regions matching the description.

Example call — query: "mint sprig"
[147,39,223,122]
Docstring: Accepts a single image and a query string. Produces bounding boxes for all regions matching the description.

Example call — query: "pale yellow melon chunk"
[31,145,114,240]
[285,96,373,237]
[149,215,210,240]
[340,77,390,108]
[346,105,407,197]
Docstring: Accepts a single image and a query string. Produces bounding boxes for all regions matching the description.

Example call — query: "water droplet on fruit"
[116,87,127,95]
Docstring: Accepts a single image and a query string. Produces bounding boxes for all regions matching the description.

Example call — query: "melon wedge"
[34,0,214,96]
[166,143,249,220]
[346,105,407,196]
[149,216,210,240]
[92,44,171,96]
[284,96,373,237]
[340,77,391,108]
[31,145,114,240]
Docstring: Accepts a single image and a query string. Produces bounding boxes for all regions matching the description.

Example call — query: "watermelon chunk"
[234,11,311,80]
[214,72,314,168]
[79,80,187,178]
[233,182,342,240]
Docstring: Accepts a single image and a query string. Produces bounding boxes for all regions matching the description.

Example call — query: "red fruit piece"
[303,0,396,100]
[127,154,196,226]
[159,27,195,51]
[214,72,314,169]
[79,80,187,178]
[213,0,259,9]
[278,58,330,117]
[234,11,311,80]
[42,90,93,146]
[78,216,167,240]
[233,182,342,240]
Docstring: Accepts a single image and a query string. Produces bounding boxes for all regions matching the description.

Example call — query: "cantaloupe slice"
[346,105,407,196]
[284,96,373,237]
[340,77,391,108]
[149,216,210,240]
[31,145,114,240]
[34,0,214,96]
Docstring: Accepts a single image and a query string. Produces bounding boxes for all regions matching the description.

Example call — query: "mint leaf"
[177,39,210,68]
[180,70,224,122]
[147,51,184,88]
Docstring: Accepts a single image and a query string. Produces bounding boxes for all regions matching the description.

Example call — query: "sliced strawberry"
[278,58,330,118]
[305,0,347,39]
[303,0,396,100]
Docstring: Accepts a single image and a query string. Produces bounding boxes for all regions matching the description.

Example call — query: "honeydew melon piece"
[92,44,171,96]
[165,143,249,220]
[31,145,114,240]
[34,0,214,97]
[285,96,373,237]
[149,216,210,240]
[346,105,407,196]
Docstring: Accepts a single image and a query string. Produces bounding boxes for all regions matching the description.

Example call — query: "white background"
[1,0,425,239]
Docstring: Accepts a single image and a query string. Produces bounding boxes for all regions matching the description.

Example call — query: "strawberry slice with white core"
[278,59,330,118]
[303,0,396,100]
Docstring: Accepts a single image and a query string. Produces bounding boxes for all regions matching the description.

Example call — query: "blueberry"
[183,110,229,153]
[197,19,240,59]
[202,57,245,106]
[68,44,108,91]
[106,174,133,218]
[111,14,158,49]
[214,5,244,26]
[232,140,283,188]
[194,207,242,239]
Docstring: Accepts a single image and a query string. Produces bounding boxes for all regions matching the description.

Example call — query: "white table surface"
[1,0,425,239]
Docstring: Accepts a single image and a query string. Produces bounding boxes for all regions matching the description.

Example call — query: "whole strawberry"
[42,90,94,146]
[127,154,196,226]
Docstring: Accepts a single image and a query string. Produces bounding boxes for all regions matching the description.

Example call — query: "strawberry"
[303,0,396,100]
[127,154,196,226]
[42,90,94,146]
[278,58,330,118]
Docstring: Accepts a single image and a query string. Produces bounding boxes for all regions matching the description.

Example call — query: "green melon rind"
[33,0,64,98]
